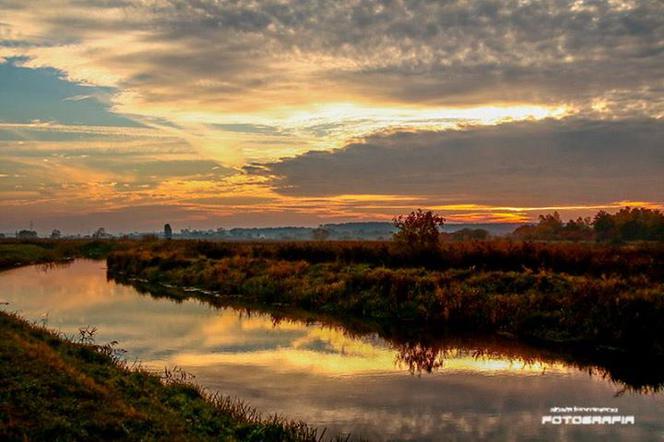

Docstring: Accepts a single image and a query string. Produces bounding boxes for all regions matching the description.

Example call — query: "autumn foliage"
[393,209,445,253]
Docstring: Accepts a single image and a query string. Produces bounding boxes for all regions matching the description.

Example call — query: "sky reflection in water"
[1,260,663,441]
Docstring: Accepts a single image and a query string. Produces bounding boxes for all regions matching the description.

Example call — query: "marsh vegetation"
[107,236,664,357]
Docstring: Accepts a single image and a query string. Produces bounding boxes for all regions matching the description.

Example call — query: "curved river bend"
[1,260,663,441]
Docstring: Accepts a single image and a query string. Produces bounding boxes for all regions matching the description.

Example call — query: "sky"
[0,0,662,233]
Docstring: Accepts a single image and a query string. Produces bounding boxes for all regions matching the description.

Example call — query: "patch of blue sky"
[0,57,142,127]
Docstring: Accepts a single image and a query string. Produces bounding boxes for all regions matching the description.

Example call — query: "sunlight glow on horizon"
[124,102,571,166]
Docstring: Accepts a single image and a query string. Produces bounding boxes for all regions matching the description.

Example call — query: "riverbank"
[4,259,664,441]
[0,239,126,270]
[107,240,664,357]
[0,310,323,441]
[0,247,338,441]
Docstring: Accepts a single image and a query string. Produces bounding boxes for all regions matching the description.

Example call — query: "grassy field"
[107,239,664,357]
[0,311,325,441]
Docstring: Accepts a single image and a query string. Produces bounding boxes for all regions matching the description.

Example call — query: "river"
[1,260,662,441]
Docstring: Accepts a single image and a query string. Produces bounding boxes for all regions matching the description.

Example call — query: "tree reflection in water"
[115,274,664,395]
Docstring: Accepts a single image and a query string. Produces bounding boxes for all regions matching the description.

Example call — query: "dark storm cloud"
[255,118,664,206]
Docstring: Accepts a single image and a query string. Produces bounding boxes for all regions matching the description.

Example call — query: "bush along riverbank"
[0,310,333,442]
[107,240,664,357]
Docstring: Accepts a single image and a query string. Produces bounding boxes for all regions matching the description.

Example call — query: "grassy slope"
[0,311,321,442]
[0,243,329,441]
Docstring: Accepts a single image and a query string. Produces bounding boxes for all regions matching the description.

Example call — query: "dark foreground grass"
[107,240,664,357]
[0,311,327,442]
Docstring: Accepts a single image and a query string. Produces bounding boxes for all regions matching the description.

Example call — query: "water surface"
[1,260,663,441]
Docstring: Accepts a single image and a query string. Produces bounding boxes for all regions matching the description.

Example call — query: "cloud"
[255,118,664,206]
[0,136,235,216]
[0,0,661,117]
[0,1,662,230]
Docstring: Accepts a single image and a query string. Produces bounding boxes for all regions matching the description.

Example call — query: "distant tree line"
[440,228,490,242]
[512,207,664,242]
[6,207,662,244]
[391,207,664,256]
[16,230,38,239]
